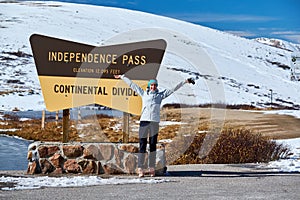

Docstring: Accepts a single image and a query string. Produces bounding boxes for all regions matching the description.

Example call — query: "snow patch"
[0,176,170,190]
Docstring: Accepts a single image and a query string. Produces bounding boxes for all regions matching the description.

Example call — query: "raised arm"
[161,77,195,99]
[161,81,186,99]
[114,74,144,96]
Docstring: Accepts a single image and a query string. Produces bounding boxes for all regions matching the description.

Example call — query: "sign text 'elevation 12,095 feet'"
[30,34,167,115]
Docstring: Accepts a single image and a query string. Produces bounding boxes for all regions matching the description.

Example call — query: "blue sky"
[41,0,300,44]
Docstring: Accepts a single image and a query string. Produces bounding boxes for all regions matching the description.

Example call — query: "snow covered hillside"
[1,1,300,111]
[254,37,300,52]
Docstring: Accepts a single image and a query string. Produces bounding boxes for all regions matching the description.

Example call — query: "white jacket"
[121,75,186,122]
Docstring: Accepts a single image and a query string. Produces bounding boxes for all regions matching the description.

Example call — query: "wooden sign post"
[62,109,70,143]
[122,112,130,143]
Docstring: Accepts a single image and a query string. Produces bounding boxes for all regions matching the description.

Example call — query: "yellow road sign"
[30,34,166,115]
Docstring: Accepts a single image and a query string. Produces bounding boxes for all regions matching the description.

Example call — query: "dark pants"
[138,121,159,169]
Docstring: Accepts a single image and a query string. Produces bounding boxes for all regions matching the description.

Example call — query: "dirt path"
[222,109,300,139]
[164,108,300,139]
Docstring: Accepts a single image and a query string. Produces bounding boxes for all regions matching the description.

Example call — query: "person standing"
[114,74,195,177]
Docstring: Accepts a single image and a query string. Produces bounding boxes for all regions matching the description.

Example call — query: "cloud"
[272,31,300,35]
[169,13,278,23]
[225,30,257,37]
[272,31,300,44]
[284,35,300,44]
[127,1,138,5]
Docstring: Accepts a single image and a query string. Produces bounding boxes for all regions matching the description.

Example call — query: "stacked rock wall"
[27,142,166,175]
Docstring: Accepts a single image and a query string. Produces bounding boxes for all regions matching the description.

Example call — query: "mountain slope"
[254,37,300,52]
[0,1,299,111]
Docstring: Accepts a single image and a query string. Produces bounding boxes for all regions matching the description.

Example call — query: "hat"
[148,79,158,87]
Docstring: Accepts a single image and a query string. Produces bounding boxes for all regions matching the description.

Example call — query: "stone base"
[27,142,166,175]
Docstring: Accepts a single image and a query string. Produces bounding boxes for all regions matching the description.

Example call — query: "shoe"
[149,168,155,177]
[138,168,144,177]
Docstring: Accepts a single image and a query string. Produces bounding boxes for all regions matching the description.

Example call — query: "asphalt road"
[1,164,299,200]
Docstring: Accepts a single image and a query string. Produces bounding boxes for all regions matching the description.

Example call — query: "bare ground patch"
[1,108,299,142]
